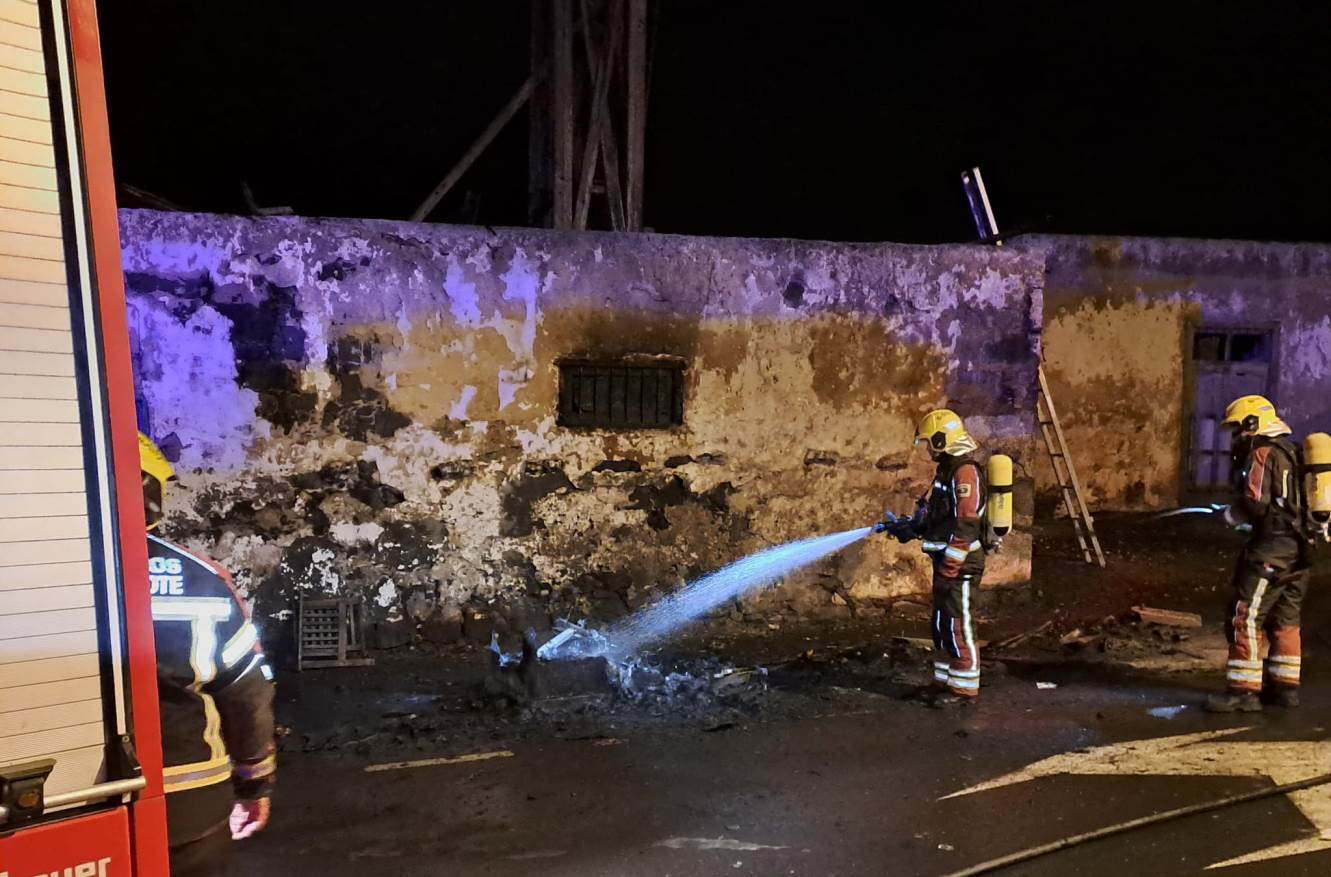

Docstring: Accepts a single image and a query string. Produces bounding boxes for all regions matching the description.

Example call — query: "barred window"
[557,359,685,429]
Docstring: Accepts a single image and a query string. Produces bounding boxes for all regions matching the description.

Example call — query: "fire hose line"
[939,771,1331,877]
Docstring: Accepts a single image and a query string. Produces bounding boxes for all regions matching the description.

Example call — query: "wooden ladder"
[1037,366,1106,567]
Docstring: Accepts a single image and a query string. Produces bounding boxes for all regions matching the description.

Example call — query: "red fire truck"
[1,0,169,874]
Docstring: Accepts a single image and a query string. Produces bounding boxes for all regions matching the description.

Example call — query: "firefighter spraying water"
[876,409,1011,706]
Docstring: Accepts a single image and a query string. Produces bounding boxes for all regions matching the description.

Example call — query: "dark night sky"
[98,2,1331,244]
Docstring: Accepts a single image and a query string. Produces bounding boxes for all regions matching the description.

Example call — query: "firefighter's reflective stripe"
[1266,654,1302,684]
[1227,578,1270,690]
[221,621,259,668]
[202,691,226,762]
[234,653,264,682]
[1226,658,1263,687]
[1267,664,1301,682]
[942,540,984,563]
[163,753,230,778]
[922,541,947,553]
[933,660,950,683]
[152,596,233,683]
[163,757,234,794]
[961,578,976,667]
[1244,579,1268,662]
[152,596,233,760]
[234,753,277,781]
[947,577,980,696]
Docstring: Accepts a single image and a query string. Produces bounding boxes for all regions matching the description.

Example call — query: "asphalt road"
[229,660,1331,876]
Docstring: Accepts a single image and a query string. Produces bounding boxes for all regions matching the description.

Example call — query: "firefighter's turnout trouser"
[930,556,986,697]
[1225,542,1310,693]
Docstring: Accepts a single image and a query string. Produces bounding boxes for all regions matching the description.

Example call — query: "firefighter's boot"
[1203,691,1263,713]
[1265,687,1300,708]
[928,690,973,709]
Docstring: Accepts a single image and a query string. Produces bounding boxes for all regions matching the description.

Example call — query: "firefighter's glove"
[1221,505,1250,531]
[230,797,272,840]
[874,512,918,544]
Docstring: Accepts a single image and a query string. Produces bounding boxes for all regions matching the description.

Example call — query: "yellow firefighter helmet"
[915,409,972,454]
[138,432,175,531]
[1222,395,1286,437]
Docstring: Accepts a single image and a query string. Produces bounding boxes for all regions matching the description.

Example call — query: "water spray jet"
[539,526,875,662]
[1147,503,1227,521]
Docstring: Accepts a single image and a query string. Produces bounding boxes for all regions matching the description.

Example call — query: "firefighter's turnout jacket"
[920,452,987,696]
[1222,436,1312,693]
[1226,435,1307,563]
[149,534,276,845]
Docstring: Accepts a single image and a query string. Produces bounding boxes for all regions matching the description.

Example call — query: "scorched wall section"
[119,210,1042,644]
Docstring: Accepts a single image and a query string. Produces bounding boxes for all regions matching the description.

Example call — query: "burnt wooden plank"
[579,370,597,425]
[656,366,673,426]
[594,368,612,423]
[636,369,652,425]
[671,367,684,425]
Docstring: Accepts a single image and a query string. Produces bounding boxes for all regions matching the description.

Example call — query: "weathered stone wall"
[1016,235,1331,510]
[120,210,1043,641]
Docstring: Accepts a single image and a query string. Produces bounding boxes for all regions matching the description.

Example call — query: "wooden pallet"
[297,596,375,670]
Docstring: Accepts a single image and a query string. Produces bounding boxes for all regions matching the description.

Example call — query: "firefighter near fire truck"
[1204,396,1331,714]
[140,434,277,874]
[876,409,1013,707]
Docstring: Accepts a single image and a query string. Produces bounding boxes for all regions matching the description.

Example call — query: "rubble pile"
[997,605,1222,672]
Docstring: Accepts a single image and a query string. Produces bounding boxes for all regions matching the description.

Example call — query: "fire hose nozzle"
[874,511,918,543]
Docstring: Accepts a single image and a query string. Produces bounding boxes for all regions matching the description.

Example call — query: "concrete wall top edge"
[118,208,1045,273]
[1013,233,1331,280]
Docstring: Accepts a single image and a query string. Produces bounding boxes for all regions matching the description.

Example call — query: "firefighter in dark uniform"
[1205,396,1312,713]
[140,434,276,874]
[879,410,988,707]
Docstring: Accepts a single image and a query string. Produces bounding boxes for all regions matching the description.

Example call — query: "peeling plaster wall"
[120,209,1043,638]
[1016,235,1331,510]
